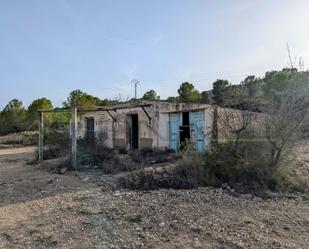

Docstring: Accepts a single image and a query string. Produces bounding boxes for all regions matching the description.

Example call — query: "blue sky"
[1,0,309,109]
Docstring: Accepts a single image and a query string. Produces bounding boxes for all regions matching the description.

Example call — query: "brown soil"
[0,147,308,249]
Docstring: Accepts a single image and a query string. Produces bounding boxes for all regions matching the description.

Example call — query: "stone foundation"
[144,164,177,180]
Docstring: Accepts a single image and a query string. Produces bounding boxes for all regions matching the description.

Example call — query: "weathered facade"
[77,100,216,152]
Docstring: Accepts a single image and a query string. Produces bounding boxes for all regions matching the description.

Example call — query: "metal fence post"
[38,111,44,162]
[71,107,77,170]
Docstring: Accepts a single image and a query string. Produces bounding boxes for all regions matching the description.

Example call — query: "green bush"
[200,142,282,190]
[119,140,306,193]
[176,141,307,192]
[76,137,138,173]
[43,127,70,160]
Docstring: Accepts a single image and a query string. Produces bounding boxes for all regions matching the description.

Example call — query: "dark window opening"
[182,112,190,126]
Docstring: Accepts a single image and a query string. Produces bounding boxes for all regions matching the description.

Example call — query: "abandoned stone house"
[77,100,228,152]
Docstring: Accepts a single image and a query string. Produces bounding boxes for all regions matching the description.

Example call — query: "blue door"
[189,111,205,152]
[169,113,180,150]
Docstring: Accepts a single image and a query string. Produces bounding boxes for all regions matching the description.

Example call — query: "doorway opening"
[85,117,95,145]
[129,114,139,149]
[180,112,190,149]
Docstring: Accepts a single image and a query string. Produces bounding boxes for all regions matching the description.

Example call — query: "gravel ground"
[0,147,308,249]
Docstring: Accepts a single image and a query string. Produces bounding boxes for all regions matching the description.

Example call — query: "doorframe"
[85,117,95,145]
[127,113,139,150]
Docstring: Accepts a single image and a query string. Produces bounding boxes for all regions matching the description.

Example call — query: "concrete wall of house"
[204,107,214,149]
[149,101,209,114]
[77,101,215,151]
[215,106,265,142]
[216,107,238,142]
[78,105,164,150]
[77,111,114,147]
[158,113,169,148]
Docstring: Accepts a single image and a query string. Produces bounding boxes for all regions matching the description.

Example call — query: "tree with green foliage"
[28,98,53,112]
[224,84,244,107]
[27,98,53,124]
[63,90,101,107]
[212,79,229,105]
[99,98,111,106]
[48,108,71,129]
[177,82,201,102]
[238,75,264,111]
[142,89,157,100]
[0,99,27,134]
[262,69,296,98]
[201,91,211,104]
[241,75,261,98]
[3,99,24,112]
[166,96,179,103]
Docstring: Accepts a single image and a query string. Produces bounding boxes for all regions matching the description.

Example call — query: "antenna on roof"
[131,79,140,99]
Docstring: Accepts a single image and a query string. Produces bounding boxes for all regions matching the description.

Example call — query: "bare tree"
[113,93,130,103]
[286,42,305,71]
[216,106,255,156]
[212,85,258,156]
[286,43,297,69]
[263,81,309,166]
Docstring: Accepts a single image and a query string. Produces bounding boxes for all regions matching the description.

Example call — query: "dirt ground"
[0,147,308,249]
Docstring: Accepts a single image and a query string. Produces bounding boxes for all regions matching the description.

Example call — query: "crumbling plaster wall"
[77,101,213,151]
[78,111,114,147]
[78,105,163,150]
[112,106,159,149]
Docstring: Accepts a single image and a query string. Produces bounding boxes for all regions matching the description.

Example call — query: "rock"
[144,167,155,173]
[135,226,143,232]
[1,232,12,241]
[134,240,144,248]
[193,238,202,247]
[230,190,240,197]
[165,165,176,174]
[159,222,165,227]
[221,183,230,190]
[190,225,203,234]
[240,193,253,199]
[59,167,67,174]
[155,167,164,174]
[283,226,290,231]
[126,214,142,223]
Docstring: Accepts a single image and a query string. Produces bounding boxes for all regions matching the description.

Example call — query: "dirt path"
[0,147,308,249]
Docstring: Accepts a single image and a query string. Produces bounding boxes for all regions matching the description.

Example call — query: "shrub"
[118,165,198,190]
[119,140,306,193]
[76,137,138,173]
[275,163,309,192]
[202,141,284,191]
[42,127,70,160]
[129,148,175,164]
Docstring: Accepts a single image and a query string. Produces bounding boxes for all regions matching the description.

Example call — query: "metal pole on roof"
[131,79,139,99]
